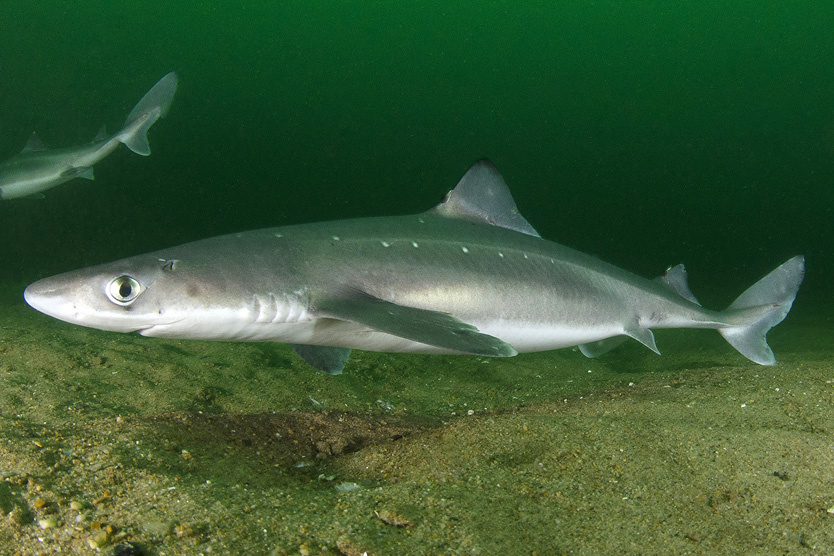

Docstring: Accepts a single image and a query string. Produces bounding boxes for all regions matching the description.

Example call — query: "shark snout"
[24,274,114,330]
[24,279,52,309]
[24,277,76,321]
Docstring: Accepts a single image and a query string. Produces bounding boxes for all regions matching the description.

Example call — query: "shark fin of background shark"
[59,166,94,180]
[21,132,48,154]
[318,289,517,357]
[428,159,540,237]
[93,124,108,142]
[120,71,179,156]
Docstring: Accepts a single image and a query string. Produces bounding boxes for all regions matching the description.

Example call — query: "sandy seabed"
[0,292,831,556]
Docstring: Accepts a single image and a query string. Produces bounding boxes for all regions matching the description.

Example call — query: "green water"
[1,2,833,554]
[1,1,831,306]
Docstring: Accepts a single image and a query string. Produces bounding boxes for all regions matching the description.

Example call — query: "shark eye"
[106,275,143,306]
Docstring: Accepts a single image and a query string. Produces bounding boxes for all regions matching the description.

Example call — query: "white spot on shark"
[412,241,419,248]
[461,246,469,253]
[381,241,390,247]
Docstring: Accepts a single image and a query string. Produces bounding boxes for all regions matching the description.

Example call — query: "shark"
[23,160,804,374]
[0,72,178,200]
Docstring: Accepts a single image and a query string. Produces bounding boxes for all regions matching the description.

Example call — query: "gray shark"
[0,72,178,200]
[23,160,804,374]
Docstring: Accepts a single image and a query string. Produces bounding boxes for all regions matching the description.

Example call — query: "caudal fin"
[719,256,805,365]
[119,72,178,156]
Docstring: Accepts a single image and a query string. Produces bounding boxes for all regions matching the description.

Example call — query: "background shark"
[0,72,178,200]
[23,160,804,374]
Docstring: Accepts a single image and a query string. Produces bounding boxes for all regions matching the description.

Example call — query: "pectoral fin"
[317,290,517,357]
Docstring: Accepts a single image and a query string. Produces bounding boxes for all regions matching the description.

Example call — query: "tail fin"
[119,72,178,156]
[719,256,805,365]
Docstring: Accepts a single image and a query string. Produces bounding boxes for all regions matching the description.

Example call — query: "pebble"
[375,509,412,526]
[38,518,57,529]
[87,529,109,549]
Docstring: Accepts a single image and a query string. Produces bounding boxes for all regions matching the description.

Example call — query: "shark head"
[24,241,313,342]
[24,256,192,334]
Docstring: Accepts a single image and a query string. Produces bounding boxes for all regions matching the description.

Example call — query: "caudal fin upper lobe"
[719,255,805,365]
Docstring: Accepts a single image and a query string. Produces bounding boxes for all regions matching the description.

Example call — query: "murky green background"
[0,1,830,309]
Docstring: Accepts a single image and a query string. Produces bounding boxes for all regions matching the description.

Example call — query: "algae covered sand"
[0,293,832,555]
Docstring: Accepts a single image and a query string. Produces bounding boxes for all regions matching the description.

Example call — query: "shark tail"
[718,255,804,365]
[118,72,178,156]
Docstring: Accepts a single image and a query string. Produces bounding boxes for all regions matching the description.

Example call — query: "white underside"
[140,313,625,355]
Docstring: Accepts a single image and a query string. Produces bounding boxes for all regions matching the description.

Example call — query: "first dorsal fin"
[427,159,540,237]
[21,132,47,153]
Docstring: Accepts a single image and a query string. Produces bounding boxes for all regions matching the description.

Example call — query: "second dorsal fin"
[428,160,540,237]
